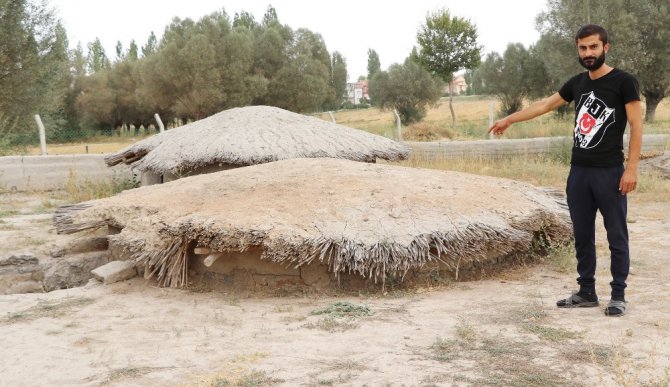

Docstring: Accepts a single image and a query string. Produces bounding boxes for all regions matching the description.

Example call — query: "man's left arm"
[620,100,643,194]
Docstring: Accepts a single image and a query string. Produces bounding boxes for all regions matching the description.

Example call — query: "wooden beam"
[194,247,212,255]
[203,253,224,267]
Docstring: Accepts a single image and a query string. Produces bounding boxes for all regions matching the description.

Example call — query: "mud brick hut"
[105,106,410,185]
[55,158,572,291]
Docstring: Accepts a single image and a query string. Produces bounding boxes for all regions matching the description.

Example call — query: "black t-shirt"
[558,68,640,167]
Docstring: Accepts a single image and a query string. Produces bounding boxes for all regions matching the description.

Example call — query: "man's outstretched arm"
[488,92,568,135]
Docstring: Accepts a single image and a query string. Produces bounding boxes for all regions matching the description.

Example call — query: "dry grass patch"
[635,171,670,203]
[102,366,171,385]
[0,209,20,218]
[396,153,570,189]
[403,122,453,141]
[205,370,284,387]
[0,219,18,230]
[427,329,578,386]
[542,243,576,274]
[4,296,95,323]
[303,317,359,332]
[309,301,372,318]
[305,359,368,386]
[58,170,137,204]
[196,352,283,387]
[10,234,48,251]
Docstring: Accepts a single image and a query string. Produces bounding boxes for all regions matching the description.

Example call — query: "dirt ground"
[1,191,669,387]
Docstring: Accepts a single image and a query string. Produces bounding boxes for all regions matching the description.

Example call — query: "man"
[488,24,643,317]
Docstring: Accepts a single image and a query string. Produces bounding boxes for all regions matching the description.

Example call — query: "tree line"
[1,1,346,145]
[1,0,668,149]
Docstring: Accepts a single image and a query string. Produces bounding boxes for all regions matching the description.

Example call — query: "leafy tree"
[127,40,139,61]
[327,51,347,109]
[261,5,279,26]
[75,71,115,131]
[368,58,443,124]
[265,28,332,112]
[0,0,70,143]
[107,61,147,129]
[627,0,670,122]
[87,37,110,73]
[219,27,267,108]
[537,0,670,122]
[115,41,124,61]
[233,11,257,29]
[141,31,158,57]
[463,70,483,96]
[416,8,481,126]
[477,43,548,116]
[62,43,87,135]
[367,48,381,80]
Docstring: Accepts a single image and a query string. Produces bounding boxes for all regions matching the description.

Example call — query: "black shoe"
[556,292,599,308]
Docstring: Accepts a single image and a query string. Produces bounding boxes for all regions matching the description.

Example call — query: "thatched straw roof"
[55,158,571,288]
[105,106,410,175]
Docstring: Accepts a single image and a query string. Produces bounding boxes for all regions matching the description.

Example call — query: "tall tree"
[127,40,139,61]
[0,0,70,142]
[627,0,670,122]
[261,5,279,26]
[416,8,481,126]
[265,28,332,112]
[141,31,158,57]
[87,37,110,73]
[367,48,381,80]
[219,27,267,108]
[62,43,87,135]
[329,51,347,109]
[115,40,124,62]
[368,58,443,125]
[233,11,257,29]
[75,71,115,131]
[537,0,670,122]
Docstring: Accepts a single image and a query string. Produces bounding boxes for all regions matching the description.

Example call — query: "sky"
[50,0,548,81]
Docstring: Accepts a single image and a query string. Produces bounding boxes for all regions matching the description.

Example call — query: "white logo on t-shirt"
[574,91,615,149]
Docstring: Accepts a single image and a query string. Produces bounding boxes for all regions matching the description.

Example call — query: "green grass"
[304,302,373,332]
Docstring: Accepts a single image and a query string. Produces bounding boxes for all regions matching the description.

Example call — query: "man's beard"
[579,52,606,71]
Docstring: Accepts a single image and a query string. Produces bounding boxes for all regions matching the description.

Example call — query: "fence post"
[393,109,403,142]
[34,114,47,155]
[154,113,165,133]
[327,111,336,123]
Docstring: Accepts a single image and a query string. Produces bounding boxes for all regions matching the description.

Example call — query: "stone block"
[91,260,137,284]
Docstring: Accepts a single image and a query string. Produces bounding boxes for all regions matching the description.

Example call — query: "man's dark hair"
[575,24,609,44]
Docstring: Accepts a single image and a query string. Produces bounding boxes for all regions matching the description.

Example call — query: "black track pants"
[566,164,629,298]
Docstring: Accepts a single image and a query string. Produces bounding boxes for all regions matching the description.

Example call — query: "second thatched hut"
[105,106,410,185]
